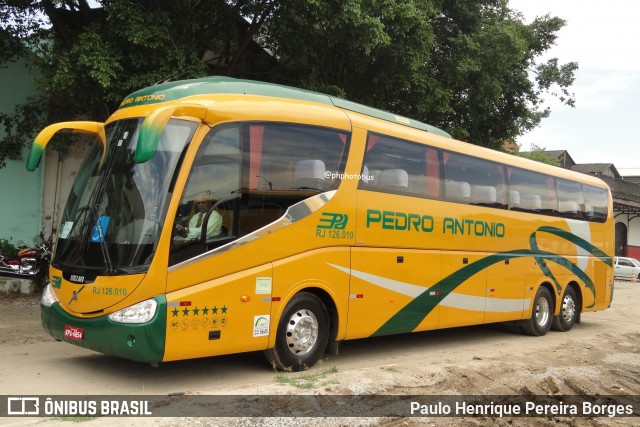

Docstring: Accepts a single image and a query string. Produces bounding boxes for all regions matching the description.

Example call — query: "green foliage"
[0,238,18,258]
[0,95,48,168]
[262,0,576,149]
[518,144,561,166]
[0,0,577,167]
[275,365,339,389]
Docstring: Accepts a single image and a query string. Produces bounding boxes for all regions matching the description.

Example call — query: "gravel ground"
[1,282,639,427]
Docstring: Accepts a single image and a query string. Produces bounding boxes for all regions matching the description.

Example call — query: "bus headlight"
[41,284,58,307]
[108,298,157,324]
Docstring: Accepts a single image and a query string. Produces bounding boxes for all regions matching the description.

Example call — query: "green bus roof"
[119,76,451,138]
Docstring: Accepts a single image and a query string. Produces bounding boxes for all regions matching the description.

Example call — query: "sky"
[508,0,640,174]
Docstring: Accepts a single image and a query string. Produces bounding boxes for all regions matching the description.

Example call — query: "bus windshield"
[53,118,197,274]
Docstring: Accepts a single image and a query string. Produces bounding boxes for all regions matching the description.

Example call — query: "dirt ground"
[0,280,638,426]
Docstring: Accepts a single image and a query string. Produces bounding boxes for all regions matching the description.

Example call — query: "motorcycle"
[0,222,52,291]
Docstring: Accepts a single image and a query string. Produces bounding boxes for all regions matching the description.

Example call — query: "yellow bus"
[29,77,614,371]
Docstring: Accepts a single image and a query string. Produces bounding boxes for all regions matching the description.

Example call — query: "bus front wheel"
[264,292,329,372]
[551,286,578,332]
[521,287,553,336]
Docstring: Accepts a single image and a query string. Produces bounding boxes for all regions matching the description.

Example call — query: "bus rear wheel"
[521,287,553,336]
[264,292,329,372]
[551,286,578,332]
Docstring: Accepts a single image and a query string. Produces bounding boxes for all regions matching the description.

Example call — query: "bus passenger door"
[346,248,441,339]
[437,252,487,328]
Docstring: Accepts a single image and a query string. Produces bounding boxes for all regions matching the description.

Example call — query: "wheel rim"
[535,296,550,327]
[285,308,319,356]
[561,295,576,322]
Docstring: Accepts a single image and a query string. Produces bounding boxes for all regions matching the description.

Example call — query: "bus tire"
[264,292,329,372]
[521,286,553,336]
[551,286,578,332]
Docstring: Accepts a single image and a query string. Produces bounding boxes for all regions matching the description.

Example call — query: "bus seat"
[559,200,579,217]
[379,169,409,191]
[520,194,542,211]
[445,180,471,201]
[294,159,326,190]
[368,170,382,187]
[585,204,594,220]
[509,190,520,208]
[361,165,371,185]
[470,185,497,205]
[408,174,426,194]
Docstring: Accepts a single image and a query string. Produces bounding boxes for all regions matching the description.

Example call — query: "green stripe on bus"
[372,226,611,337]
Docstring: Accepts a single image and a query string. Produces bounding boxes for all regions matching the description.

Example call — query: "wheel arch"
[302,287,339,345]
[565,280,583,322]
[539,281,556,314]
[567,281,583,309]
[268,283,341,349]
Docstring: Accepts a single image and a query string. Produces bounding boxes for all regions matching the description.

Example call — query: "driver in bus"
[175,196,222,240]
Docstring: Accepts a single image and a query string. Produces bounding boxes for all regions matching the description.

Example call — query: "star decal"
[182,307,190,317]
[192,306,200,316]
[221,305,228,314]
[212,305,218,314]
[202,306,209,315]
[172,308,179,317]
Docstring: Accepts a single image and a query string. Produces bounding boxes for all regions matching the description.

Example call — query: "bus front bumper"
[41,296,166,364]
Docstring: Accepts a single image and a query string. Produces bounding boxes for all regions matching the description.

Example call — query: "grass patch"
[275,365,339,389]
[54,417,98,423]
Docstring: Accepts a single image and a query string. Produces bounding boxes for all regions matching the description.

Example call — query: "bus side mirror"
[135,104,211,164]
[26,121,106,171]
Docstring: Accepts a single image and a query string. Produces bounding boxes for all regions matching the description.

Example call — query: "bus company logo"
[51,275,62,289]
[317,212,348,230]
[7,397,40,415]
[253,315,270,337]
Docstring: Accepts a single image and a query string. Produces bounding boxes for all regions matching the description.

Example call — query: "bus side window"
[508,167,552,214]
[443,151,506,208]
[360,133,441,199]
[169,124,241,265]
[557,178,584,220]
[584,184,609,223]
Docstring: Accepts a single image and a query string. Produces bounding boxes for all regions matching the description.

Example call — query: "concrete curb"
[0,277,36,294]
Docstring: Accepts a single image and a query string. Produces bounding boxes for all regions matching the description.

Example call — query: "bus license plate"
[64,325,84,341]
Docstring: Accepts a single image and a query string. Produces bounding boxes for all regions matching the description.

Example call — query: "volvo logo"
[69,285,86,305]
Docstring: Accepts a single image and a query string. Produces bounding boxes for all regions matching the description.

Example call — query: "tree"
[517,143,561,166]
[0,0,576,167]
[264,0,576,149]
